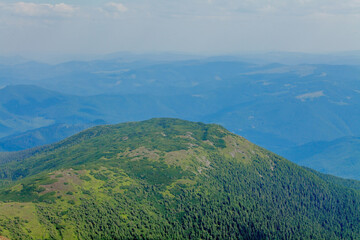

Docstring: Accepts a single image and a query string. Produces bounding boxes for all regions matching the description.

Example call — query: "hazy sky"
[1,0,360,58]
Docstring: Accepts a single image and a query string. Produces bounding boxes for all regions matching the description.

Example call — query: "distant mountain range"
[1,118,360,239]
[282,136,360,180]
[0,121,105,152]
[0,57,360,179]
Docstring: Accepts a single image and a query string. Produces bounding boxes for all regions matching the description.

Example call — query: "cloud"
[0,2,75,17]
[101,2,128,16]
[0,0,360,57]
[106,2,128,13]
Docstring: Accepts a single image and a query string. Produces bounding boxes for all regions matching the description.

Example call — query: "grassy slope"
[0,118,360,239]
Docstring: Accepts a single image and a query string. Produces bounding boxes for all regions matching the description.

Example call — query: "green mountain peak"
[0,118,360,239]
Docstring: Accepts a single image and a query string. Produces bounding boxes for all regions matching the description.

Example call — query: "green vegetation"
[0,118,360,239]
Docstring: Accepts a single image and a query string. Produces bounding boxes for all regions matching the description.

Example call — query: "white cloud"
[101,2,128,16]
[0,2,75,17]
[106,2,128,13]
[53,3,76,14]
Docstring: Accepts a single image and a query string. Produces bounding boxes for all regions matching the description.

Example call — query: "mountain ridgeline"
[0,118,360,239]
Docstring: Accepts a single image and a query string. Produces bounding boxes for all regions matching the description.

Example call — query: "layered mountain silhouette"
[1,58,360,179]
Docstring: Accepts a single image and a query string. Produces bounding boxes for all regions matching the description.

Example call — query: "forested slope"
[0,118,359,239]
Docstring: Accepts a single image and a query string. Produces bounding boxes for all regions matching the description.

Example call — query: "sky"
[0,0,360,58]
